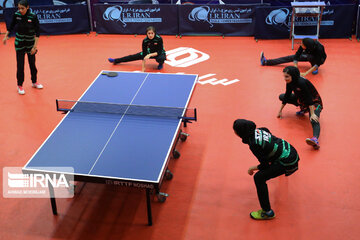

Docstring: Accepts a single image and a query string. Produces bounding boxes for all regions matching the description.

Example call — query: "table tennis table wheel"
[165,169,173,180]
[180,132,189,142]
[173,149,180,159]
[156,192,168,203]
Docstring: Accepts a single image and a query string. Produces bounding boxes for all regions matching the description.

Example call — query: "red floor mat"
[1,22,360,239]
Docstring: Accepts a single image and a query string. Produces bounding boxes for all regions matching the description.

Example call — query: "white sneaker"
[18,86,25,95]
[32,82,43,89]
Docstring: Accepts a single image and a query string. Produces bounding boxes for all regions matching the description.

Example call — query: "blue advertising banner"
[178,4,255,36]
[93,4,178,35]
[319,4,355,38]
[1,0,86,20]
[96,0,263,3]
[97,0,162,3]
[176,0,264,4]
[3,4,90,35]
[254,6,291,39]
[254,4,355,39]
[356,4,360,39]
[262,0,358,6]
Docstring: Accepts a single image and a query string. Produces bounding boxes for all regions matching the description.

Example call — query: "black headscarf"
[302,38,316,50]
[233,119,256,144]
[283,66,300,84]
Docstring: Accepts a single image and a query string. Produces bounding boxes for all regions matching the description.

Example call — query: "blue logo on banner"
[103,5,162,27]
[188,6,252,28]
[265,8,335,31]
[103,6,126,26]
[189,6,213,27]
[265,8,290,28]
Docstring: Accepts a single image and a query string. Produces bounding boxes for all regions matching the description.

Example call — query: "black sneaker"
[157,63,163,70]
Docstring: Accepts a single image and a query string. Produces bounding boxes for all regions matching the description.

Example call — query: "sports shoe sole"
[306,139,320,149]
[250,212,275,220]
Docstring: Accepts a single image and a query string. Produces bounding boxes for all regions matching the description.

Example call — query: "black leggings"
[254,150,299,212]
[279,93,322,138]
[16,50,37,86]
[265,53,316,67]
[254,163,286,211]
[114,52,166,64]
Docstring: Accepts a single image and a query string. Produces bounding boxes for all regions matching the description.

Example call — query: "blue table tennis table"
[22,71,198,226]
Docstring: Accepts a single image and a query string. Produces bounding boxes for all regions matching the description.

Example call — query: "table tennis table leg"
[48,182,58,215]
[146,188,153,226]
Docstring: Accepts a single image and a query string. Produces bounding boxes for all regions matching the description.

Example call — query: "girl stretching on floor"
[108,26,166,72]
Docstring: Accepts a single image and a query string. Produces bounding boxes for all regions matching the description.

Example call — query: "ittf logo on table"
[188,6,252,27]
[3,167,74,198]
[103,6,161,27]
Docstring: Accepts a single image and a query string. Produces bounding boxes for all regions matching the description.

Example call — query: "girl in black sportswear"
[2,0,43,95]
[108,26,166,72]
[278,66,323,149]
[260,38,327,76]
[233,119,299,220]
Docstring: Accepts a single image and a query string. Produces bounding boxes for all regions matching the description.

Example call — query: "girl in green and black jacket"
[108,26,166,72]
[233,119,300,220]
[3,0,43,95]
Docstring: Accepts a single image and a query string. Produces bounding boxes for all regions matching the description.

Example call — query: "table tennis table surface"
[23,71,198,184]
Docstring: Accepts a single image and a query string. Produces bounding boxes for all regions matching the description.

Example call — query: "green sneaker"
[250,209,275,220]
